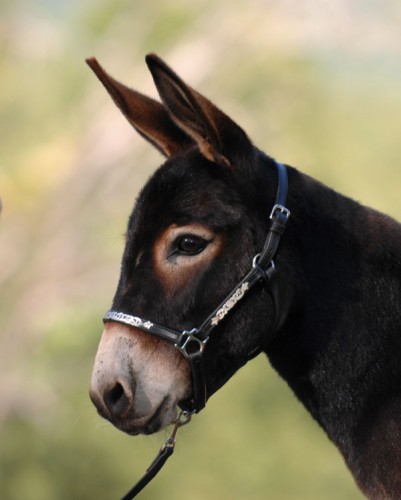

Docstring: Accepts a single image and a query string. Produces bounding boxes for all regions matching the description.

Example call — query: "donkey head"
[88,55,280,435]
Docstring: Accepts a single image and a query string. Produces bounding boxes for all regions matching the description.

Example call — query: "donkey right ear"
[86,57,193,157]
[145,54,253,168]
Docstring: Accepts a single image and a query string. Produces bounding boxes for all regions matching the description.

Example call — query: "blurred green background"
[1,0,400,498]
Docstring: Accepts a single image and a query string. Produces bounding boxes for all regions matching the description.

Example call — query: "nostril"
[104,381,131,418]
[109,382,124,405]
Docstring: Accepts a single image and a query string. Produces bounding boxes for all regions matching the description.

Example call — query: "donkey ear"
[145,54,253,167]
[86,57,193,157]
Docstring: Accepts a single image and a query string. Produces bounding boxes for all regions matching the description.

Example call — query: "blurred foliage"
[1,0,401,498]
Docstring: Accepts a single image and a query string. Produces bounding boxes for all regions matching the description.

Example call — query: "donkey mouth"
[115,396,175,436]
[141,397,173,435]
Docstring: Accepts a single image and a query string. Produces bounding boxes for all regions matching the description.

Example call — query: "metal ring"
[252,253,261,268]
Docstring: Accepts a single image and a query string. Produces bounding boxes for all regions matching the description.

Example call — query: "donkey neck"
[266,166,401,496]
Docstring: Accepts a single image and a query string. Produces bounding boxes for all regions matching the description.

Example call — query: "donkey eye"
[173,234,209,256]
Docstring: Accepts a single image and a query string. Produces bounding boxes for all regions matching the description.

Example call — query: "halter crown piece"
[103,159,290,499]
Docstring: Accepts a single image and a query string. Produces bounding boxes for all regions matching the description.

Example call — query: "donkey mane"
[88,54,401,499]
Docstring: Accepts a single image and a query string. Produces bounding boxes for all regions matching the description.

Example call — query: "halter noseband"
[103,159,290,499]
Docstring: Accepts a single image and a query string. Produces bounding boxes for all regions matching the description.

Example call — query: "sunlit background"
[1,0,400,498]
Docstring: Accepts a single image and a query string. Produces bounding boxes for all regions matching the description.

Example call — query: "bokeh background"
[1,0,400,499]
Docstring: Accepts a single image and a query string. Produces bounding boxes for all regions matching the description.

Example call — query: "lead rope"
[120,410,194,500]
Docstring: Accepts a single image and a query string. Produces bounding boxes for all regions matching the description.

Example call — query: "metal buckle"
[269,204,291,221]
[175,328,208,359]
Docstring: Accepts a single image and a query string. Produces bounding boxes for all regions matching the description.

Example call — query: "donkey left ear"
[86,57,194,157]
[145,54,253,167]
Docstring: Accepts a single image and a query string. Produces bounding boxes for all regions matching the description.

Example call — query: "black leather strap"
[120,444,173,500]
[184,353,207,412]
[275,161,289,207]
